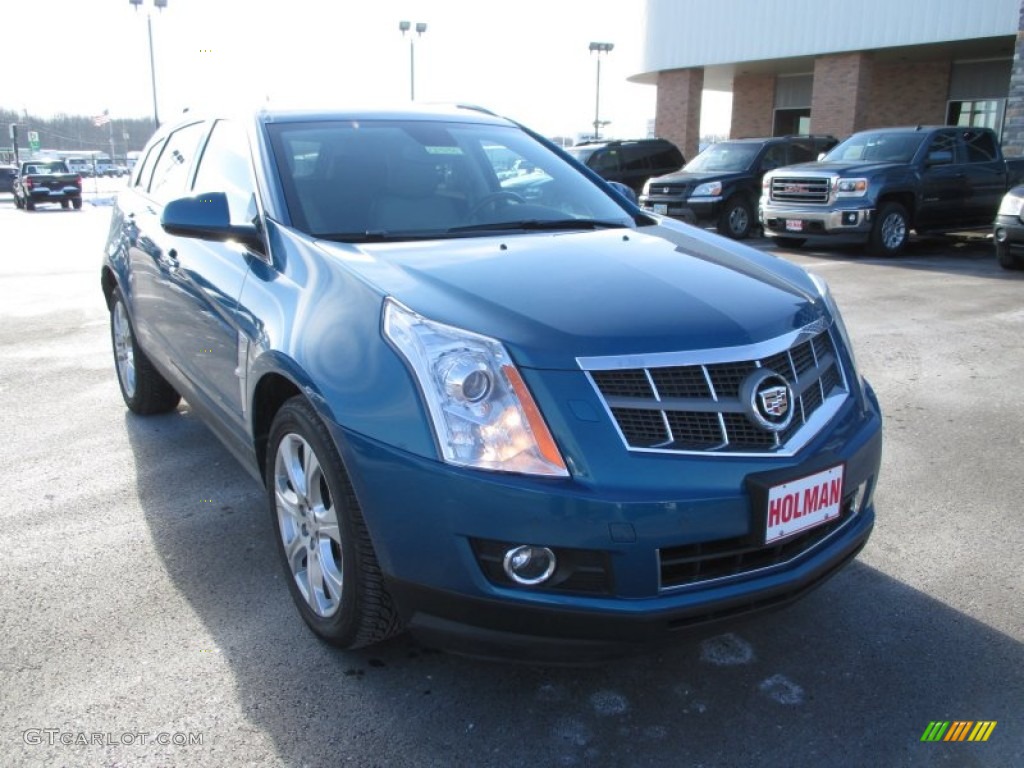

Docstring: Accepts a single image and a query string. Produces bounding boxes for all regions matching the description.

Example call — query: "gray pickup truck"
[759,126,1024,255]
[13,160,83,211]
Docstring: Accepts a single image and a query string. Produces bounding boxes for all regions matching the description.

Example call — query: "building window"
[947,99,1005,140]
[773,109,810,136]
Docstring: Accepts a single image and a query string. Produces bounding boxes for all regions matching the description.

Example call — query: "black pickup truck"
[13,160,83,211]
[759,126,1024,255]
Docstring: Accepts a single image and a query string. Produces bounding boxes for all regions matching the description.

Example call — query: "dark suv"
[567,138,684,195]
[640,135,837,239]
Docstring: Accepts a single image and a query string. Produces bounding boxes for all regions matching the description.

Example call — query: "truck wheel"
[110,288,181,414]
[995,241,1024,271]
[61,200,69,209]
[717,196,753,239]
[267,396,402,649]
[14,195,22,209]
[72,198,82,210]
[774,237,806,249]
[868,202,909,256]
[24,199,35,211]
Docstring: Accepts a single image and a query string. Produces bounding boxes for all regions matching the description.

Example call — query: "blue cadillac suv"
[101,105,882,660]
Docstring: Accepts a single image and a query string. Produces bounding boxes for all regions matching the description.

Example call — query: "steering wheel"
[469,191,526,220]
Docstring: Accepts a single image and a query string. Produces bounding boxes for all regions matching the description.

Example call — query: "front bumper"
[994,214,1024,251]
[639,195,720,226]
[328,384,883,660]
[760,202,875,239]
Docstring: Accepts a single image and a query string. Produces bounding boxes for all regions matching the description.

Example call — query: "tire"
[995,241,1024,271]
[61,200,69,209]
[24,198,35,211]
[72,198,82,210]
[109,288,181,414]
[14,195,22,209]
[868,202,909,256]
[774,237,806,249]
[716,196,753,239]
[267,397,402,649]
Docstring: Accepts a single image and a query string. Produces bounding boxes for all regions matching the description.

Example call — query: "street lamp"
[130,0,167,129]
[588,42,614,140]
[398,21,428,101]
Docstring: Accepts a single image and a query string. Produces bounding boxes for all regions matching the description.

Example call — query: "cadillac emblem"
[741,369,794,432]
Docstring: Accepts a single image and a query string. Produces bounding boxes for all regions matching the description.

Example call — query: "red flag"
[93,112,110,127]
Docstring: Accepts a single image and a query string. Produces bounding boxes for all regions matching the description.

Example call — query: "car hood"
[315,224,825,370]
[647,170,749,187]
[772,160,905,176]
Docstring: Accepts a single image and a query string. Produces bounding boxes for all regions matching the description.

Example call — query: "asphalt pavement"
[0,196,1021,767]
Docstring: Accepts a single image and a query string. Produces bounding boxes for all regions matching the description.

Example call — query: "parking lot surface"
[1,198,1021,766]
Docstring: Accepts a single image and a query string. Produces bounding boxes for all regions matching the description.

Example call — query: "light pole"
[130,0,167,129]
[398,21,428,101]
[588,42,614,140]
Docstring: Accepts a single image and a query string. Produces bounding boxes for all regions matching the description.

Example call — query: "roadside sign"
[27,131,40,152]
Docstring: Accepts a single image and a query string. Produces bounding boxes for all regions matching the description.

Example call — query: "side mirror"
[926,150,953,166]
[161,192,262,250]
[607,180,638,205]
[817,152,827,162]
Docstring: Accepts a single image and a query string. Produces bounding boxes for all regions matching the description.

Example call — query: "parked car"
[760,126,1024,255]
[101,106,882,660]
[66,158,94,178]
[13,160,82,210]
[993,185,1024,270]
[567,138,684,195]
[639,135,837,239]
[0,164,17,194]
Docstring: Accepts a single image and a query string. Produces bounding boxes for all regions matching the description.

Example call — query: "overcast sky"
[5,0,730,139]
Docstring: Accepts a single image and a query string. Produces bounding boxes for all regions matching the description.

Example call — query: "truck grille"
[770,176,831,204]
[585,327,847,455]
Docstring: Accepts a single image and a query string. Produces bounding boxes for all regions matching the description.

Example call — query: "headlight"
[383,299,568,477]
[998,192,1024,218]
[642,179,652,196]
[692,181,722,197]
[835,178,868,197]
[809,272,859,374]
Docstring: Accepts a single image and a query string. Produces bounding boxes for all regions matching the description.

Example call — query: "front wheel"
[109,288,181,414]
[868,202,909,256]
[268,397,402,649]
[716,196,753,239]
[72,198,82,210]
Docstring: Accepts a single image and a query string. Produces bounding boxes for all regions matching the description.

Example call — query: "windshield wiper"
[316,230,443,243]
[447,218,627,234]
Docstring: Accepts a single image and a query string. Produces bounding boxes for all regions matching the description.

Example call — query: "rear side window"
[590,149,620,173]
[132,138,165,190]
[963,130,997,162]
[649,146,684,170]
[147,122,207,203]
[621,146,651,172]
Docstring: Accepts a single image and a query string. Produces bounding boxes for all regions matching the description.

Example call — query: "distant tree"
[0,107,157,162]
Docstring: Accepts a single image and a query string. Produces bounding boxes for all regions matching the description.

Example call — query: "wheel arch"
[876,191,915,224]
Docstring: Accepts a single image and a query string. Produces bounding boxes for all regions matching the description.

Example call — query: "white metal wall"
[640,0,1019,75]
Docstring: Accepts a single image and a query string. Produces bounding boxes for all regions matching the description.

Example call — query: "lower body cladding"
[331,393,882,661]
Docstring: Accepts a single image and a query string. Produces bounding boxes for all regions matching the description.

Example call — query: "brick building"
[631,0,1023,159]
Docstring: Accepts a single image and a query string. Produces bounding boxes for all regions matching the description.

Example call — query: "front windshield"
[683,143,758,173]
[268,120,634,240]
[823,131,926,163]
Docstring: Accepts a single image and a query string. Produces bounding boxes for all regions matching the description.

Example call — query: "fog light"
[842,211,859,225]
[995,227,1008,243]
[503,545,556,586]
[851,480,869,514]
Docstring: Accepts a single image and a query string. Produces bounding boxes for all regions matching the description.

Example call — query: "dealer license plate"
[653,204,668,215]
[764,464,844,544]
[785,219,804,232]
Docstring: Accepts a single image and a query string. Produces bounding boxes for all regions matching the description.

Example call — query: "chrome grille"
[586,327,848,455]
[770,176,831,204]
